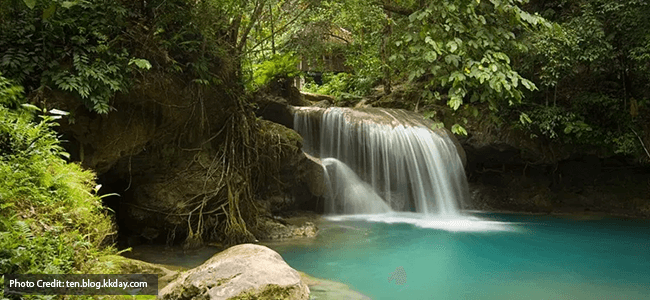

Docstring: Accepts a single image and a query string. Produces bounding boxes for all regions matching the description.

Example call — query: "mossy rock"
[159,244,309,300]
[93,255,182,289]
[229,284,299,300]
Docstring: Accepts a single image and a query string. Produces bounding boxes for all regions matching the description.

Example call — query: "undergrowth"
[302,72,376,103]
[0,74,120,298]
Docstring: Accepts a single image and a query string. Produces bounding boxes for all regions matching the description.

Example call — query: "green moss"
[229,284,296,300]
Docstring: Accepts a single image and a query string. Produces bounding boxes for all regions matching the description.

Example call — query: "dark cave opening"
[96,170,175,249]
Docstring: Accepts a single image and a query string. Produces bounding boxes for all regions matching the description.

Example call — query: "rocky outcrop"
[256,120,326,214]
[300,91,335,104]
[159,244,309,300]
[107,119,325,246]
[93,255,181,289]
[254,93,296,128]
[462,138,650,218]
[256,212,320,241]
[257,218,318,240]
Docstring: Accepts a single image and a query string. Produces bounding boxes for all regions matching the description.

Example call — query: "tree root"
[631,127,650,161]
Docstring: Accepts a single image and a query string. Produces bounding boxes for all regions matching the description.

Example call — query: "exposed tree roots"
[180,92,285,247]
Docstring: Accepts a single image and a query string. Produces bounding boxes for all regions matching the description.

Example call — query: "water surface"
[264,213,650,300]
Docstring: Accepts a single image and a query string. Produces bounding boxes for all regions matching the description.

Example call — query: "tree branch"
[237,0,268,52]
[326,32,351,44]
[246,4,311,54]
[631,127,650,160]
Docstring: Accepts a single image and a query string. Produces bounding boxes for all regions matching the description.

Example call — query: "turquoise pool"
[265,212,650,300]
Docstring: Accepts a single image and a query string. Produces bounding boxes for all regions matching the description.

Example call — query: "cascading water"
[293,106,469,217]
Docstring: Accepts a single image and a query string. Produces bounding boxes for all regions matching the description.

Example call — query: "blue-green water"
[265,213,650,300]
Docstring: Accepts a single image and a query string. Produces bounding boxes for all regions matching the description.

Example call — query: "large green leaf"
[23,0,36,9]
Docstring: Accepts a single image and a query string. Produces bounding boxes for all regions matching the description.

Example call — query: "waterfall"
[293,106,469,216]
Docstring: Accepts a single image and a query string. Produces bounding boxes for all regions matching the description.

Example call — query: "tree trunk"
[381,11,392,95]
[269,2,276,55]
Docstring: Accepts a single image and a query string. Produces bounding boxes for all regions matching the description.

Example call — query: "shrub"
[0,74,117,294]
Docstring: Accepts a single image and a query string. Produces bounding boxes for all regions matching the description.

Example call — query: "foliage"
[520,105,592,140]
[252,53,300,87]
[1,0,281,251]
[286,0,385,78]
[389,0,548,135]
[511,93,646,156]
[302,72,375,101]
[0,0,152,113]
[279,0,549,135]
[0,74,116,282]
[527,9,611,94]
[512,0,650,160]
[0,77,24,109]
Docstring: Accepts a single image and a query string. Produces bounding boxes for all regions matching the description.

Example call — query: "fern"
[0,0,149,114]
[253,53,300,87]
[0,74,117,276]
[13,221,33,239]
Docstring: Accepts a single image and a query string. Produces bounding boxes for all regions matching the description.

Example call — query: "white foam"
[325,212,514,232]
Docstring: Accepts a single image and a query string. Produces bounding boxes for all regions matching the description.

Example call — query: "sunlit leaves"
[390,0,545,112]
[447,40,458,53]
[22,0,36,9]
[253,53,300,86]
[451,123,468,136]
[449,95,463,110]
[431,122,445,130]
[519,112,532,125]
[129,58,152,70]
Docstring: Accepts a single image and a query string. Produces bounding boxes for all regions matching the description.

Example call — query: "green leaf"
[423,110,436,119]
[448,95,463,110]
[431,122,445,130]
[519,112,532,125]
[128,58,152,70]
[42,3,57,20]
[49,109,69,116]
[0,203,15,210]
[564,124,573,134]
[99,193,120,199]
[61,1,80,9]
[424,51,437,62]
[451,124,468,136]
[447,41,458,53]
[449,71,466,83]
[471,106,479,117]
[445,55,460,68]
[21,103,40,111]
[23,0,36,9]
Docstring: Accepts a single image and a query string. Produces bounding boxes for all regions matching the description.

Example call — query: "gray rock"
[255,94,295,128]
[159,244,309,300]
[300,91,335,103]
[257,216,318,240]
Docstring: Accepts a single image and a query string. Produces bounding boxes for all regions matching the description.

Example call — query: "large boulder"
[254,94,295,128]
[159,244,309,300]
